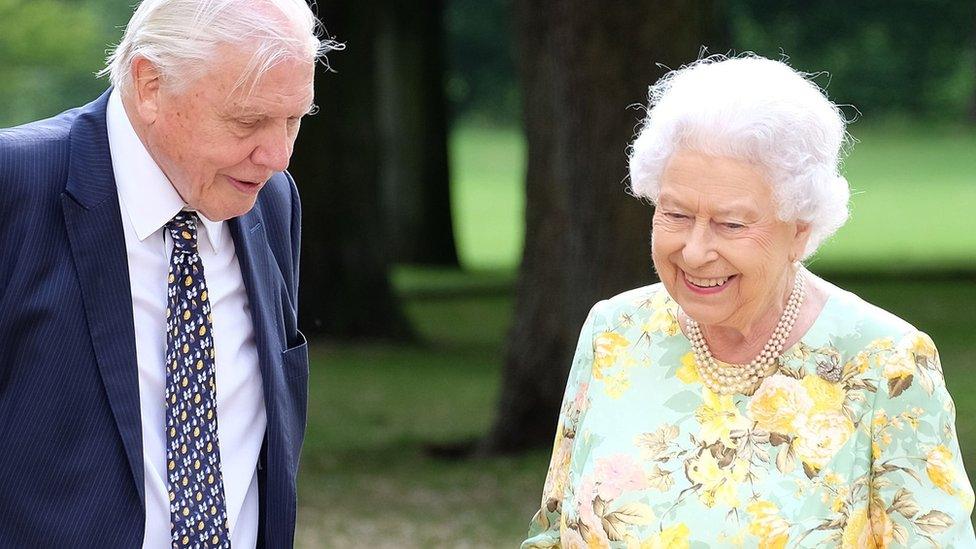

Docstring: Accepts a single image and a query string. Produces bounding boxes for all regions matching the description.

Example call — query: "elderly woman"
[521,56,975,548]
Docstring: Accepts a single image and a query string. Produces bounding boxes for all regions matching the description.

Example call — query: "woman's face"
[651,149,810,335]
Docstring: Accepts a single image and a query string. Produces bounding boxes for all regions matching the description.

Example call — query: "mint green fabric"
[523,281,975,548]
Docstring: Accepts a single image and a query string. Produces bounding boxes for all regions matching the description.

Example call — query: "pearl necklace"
[685,273,806,395]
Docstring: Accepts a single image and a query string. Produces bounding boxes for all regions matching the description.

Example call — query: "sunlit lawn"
[449,122,976,272]
[296,123,976,547]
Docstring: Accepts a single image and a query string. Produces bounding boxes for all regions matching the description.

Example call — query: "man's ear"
[130,56,163,125]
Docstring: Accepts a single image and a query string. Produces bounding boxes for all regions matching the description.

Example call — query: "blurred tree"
[376,0,459,266]
[0,0,115,126]
[444,0,520,124]
[481,0,729,453]
[729,0,976,119]
[290,1,413,340]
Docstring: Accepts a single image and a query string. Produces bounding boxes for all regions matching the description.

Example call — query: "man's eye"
[722,222,745,230]
[665,212,689,220]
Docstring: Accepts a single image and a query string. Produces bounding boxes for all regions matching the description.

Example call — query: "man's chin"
[197,198,259,222]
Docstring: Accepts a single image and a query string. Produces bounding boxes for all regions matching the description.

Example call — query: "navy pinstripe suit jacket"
[0,90,309,548]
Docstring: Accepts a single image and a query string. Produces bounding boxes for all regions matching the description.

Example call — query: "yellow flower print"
[696,389,751,447]
[542,426,572,501]
[910,332,937,358]
[795,411,854,470]
[593,331,629,380]
[640,523,690,549]
[926,445,958,495]
[642,306,680,337]
[686,449,749,508]
[843,504,895,548]
[841,507,869,548]
[676,352,699,384]
[830,486,850,513]
[800,374,845,414]
[747,374,813,436]
[872,410,888,430]
[869,504,895,549]
[849,351,871,374]
[604,370,631,399]
[880,351,914,381]
[870,337,895,351]
[746,500,790,549]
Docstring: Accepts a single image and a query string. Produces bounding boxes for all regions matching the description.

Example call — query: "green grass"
[296,276,976,547]
[450,122,976,272]
[449,125,526,271]
[296,291,547,548]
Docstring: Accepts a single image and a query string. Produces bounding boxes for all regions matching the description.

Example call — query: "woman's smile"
[682,271,737,294]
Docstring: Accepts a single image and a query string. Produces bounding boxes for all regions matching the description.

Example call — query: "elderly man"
[0,1,336,547]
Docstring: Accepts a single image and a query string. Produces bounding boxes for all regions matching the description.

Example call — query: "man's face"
[141,46,315,221]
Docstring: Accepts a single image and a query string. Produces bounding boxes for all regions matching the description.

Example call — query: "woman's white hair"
[100,0,341,95]
[628,54,851,259]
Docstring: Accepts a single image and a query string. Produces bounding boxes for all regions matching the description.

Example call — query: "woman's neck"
[686,273,829,365]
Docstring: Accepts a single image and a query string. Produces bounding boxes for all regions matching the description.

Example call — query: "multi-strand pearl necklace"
[685,273,806,395]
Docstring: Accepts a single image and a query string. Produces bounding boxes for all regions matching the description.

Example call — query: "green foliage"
[727,0,975,119]
[0,0,130,127]
[444,0,520,124]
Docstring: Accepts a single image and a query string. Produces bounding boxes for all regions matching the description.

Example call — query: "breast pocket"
[281,330,308,380]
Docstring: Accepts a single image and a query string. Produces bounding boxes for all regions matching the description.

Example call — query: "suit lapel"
[229,204,279,406]
[61,90,145,504]
[229,204,281,540]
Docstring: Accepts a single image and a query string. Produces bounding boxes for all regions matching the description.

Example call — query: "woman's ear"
[790,221,812,262]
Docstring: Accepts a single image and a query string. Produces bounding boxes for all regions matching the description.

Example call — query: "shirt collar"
[105,89,224,251]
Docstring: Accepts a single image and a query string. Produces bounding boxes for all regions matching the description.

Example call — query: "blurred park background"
[3,0,976,546]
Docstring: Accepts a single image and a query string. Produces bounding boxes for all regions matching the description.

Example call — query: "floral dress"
[522,282,975,548]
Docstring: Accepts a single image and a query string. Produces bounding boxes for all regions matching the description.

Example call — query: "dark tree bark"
[481,0,728,453]
[290,2,413,340]
[375,0,459,265]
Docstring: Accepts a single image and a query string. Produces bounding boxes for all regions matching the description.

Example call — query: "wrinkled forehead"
[203,46,316,116]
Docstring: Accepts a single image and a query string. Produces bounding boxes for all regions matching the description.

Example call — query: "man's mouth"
[227,176,263,195]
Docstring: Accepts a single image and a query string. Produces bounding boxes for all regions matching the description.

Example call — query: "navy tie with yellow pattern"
[164,211,230,548]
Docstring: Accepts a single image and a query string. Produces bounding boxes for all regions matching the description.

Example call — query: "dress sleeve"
[868,330,976,546]
[520,303,600,549]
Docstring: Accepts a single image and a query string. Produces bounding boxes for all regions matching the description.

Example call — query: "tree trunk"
[290,1,413,340]
[482,0,727,453]
[375,0,459,266]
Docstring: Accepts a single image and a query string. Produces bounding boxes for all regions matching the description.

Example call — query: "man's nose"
[253,124,293,173]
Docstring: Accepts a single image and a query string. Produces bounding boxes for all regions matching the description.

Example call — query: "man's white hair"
[100,0,341,95]
[628,54,852,259]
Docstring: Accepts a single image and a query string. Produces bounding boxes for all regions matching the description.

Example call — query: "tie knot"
[166,211,199,254]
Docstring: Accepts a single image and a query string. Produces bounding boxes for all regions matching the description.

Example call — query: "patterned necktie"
[164,211,230,548]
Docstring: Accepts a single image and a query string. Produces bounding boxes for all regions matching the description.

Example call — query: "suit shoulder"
[257,171,296,211]
[0,107,81,201]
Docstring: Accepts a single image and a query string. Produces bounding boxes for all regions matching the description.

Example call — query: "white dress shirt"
[106,90,267,549]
